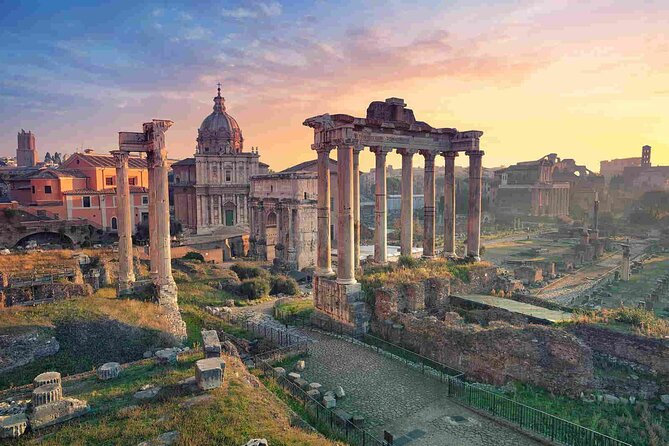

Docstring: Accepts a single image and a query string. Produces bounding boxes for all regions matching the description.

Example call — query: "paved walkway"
[453,294,572,323]
[297,330,541,446]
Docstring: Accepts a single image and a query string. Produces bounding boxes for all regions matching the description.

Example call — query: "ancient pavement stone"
[295,329,541,446]
[0,413,27,438]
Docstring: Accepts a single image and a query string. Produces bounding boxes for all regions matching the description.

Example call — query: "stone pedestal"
[312,276,370,336]
[195,358,224,390]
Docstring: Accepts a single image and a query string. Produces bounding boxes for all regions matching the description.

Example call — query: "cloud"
[221,1,282,19]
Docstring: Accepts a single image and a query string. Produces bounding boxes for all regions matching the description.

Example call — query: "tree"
[44,152,52,163]
[53,152,62,165]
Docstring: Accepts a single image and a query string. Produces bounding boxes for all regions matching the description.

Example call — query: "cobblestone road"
[297,330,541,446]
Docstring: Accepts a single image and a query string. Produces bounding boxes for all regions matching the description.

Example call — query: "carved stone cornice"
[465,150,485,158]
[111,150,129,168]
[442,150,459,159]
[396,148,417,157]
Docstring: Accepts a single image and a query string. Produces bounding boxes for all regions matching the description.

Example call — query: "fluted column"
[337,143,356,284]
[353,146,361,270]
[398,149,415,257]
[466,150,484,260]
[371,146,390,264]
[113,151,135,294]
[443,151,458,257]
[147,152,158,283]
[316,146,334,276]
[421,150,436,258]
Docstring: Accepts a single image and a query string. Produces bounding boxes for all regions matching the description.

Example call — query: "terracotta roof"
[65,152,147,169]
[63,186,149,195]
[29,168,88,179]
[280,158,337,173]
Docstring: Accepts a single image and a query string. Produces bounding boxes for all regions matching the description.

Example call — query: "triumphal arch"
[303,98,485,333]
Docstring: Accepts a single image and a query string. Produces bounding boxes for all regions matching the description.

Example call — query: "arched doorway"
[223,201,236,226]
[111,217,118,230]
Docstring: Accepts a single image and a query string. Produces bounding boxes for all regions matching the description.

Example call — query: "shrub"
[218,269,241,293]
[182,251,205,262]
[239,277,270,300]
[270,275,299,295]
[230,263,269,280]
[398,255,420,268]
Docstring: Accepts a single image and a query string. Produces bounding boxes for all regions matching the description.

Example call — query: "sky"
[0,0,668,173]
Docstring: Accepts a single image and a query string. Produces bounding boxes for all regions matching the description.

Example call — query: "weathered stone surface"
[97,362,121,380]
[603,394,620,404]
[294,360,305,372]
[32,383,62,407]
[273,367,286,377]
[243,439,268,446]
[661,395,669,405]
[287,372,300,381]
[294,378,310,390]
[323,395,336,409]
[133,385,161,400]
[143,350,154,359]
[195,358,223,390]
[222,340,240,357]
[308,383,322,393]
[306,389,321,399]
[0,413,27,438]
[155,348,179,364]
[137,430,179,446]
[333,386,345,399]
[201,330,222,358]
[33,371,61,388]
[29,397,89,429]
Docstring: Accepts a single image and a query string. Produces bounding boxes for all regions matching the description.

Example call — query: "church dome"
[197,85,243,154]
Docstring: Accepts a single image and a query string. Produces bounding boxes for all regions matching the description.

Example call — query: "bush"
[183,251,205,262]
[230,263,269,280]
[270,275,300,296]
[218,269,241,293]
[239,277,270,300]
[398,255,420,268]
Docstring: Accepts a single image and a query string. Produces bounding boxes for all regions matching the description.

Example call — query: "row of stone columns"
[315,144,485,285]
[113,148,176,301]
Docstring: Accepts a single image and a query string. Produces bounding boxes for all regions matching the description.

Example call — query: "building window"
[141,212,149,223]
[142,195,148,205]
[175,176,180,184]
[45,185,52,194]
[105,177,114,186]
[128,177,137,186]
[111,217,117,230]
[83,196,91,208]
[304,192,308,200]
[226,170,232,182]
[31,185,35,194]
[270,185,273,192]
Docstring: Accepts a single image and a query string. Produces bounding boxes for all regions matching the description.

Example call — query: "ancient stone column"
[421,150,436,258]
[443,151,458,257]
[621,243,631,281]
[353,146,361,270]
[337,143,356,284]
[147,151,158,283]
[398,149,415,257]
[149,122,177,304]
[371,146,390,264]
[316,146,334,276]
[112,151,135,294]
[466,150,484,260]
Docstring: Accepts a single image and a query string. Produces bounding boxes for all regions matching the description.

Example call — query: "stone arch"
[14,231,74,248]
[266,211,277,227]
[111,216,118,230]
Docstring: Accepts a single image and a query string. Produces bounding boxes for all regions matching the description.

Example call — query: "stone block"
[334,386,345,399]
[0,413,27,438]
[32,383,62,407]
[97,362,121,380]
[155,348,179,364]
[308,383,322,393]
[33,371,61,388]
[29,397,89,430]
[351,415,365,428]
[201,329,222,358]
[195,358,223,391]
[243,439,268,446]
[323,395,336,409]
[294,378,309,390]
[133,385,161,400]
[306,389,321,399]
[294,360,305,372]
[273,367,286,377]
[287,372,300,381]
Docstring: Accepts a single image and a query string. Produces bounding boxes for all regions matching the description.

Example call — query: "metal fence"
[254,344,385,446]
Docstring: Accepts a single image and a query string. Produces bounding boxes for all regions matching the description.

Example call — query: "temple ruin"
[303,98,485,333]
[114,120,186,337]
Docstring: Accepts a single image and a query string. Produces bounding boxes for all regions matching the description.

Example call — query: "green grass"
[274,299,314,323]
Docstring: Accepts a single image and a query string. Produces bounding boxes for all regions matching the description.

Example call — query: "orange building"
[8,151,150,232]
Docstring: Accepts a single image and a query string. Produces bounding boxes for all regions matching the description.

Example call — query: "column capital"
[313,143,333,154]
[442,150,459,159]
[370,146,392,156]
[465,149,485,157]
[420,150,437,162]
[111,150,129,167]
[396,148,417,157]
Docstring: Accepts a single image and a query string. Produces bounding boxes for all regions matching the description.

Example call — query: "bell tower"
[17,129,38,167]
